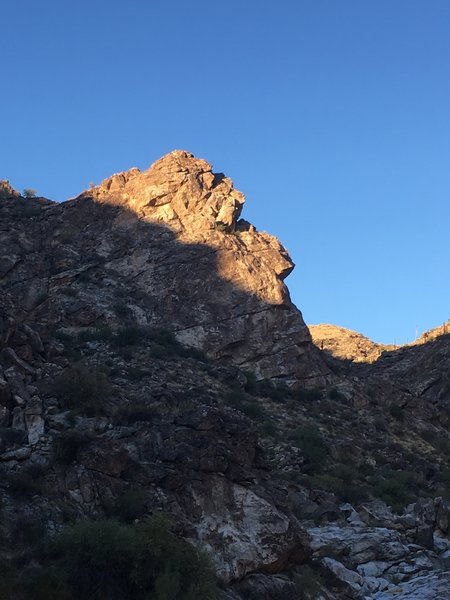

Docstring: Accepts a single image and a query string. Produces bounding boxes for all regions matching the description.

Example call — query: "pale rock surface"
[191,475,304,582]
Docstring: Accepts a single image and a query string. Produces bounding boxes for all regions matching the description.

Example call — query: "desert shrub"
[177,345,209,362]
[431,435,450,454]
[389,403,404,421]
[261,422,278,437]
[52,329,75,345]
[52,431,91,465]
[255,379,290,402]
[311,471,368,505]
[292,387,322,402]
[293,564,325,598]
[368,469,421,511]
[328,387,345,401]
[110,325,209,363]
[23,188,37,198]
[113,402,159,425]
[53,363,111,415]
[224,389,247,408]
[132,515,218,599]
[239,401,266,419]
[115,325,145,346]
[39,516,218,600]
[224,390,265,419]
[358,462,375,476]
[243,370,258,393]
[111,489,147,523]
[289,426,328,474]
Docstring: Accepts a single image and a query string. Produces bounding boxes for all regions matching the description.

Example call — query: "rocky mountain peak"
[0,180,20,199]
[82,150,246,235]
[1,151,329,386]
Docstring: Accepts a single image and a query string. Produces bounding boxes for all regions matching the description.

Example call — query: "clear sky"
[1,0,449,344]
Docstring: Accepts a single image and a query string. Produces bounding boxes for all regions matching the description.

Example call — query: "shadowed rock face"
[63,150,328,385]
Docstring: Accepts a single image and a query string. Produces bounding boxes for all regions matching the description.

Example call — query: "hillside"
[309,323,391,363]
[1,154,450,599]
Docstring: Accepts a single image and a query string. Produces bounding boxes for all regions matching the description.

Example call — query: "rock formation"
[0,155,450,599]
[309,323,390,363]
[1,151,329,386]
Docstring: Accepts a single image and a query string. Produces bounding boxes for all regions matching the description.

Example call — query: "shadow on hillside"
[0,192,329,386]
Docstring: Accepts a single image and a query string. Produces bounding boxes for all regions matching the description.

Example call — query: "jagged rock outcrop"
[0,151,329,386]
[76,150,328,385]
[0,180,20,199]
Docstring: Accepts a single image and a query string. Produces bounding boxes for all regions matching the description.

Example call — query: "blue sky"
[1,0,449,344]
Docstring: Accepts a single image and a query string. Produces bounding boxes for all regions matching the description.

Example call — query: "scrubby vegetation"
[0,516,219,600]
[53,363,112,415]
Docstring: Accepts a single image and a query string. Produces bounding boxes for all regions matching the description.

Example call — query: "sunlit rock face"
[73,150,329,385]
[0,151,329,385]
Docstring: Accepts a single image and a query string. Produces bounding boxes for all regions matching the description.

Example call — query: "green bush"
[224,390,266,419]
[39,516,219,600]
[23,188,37,198]
[289,426,328,474]
[53,364,111,415]
[311,472,368,505]
[111,489,147,523]
[368,469,421,511]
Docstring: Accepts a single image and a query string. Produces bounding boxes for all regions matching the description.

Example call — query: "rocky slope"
[1,154,450,599]
[309,324,390,363]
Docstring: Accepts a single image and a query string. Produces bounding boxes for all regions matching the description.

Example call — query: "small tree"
[23,188,37,198]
